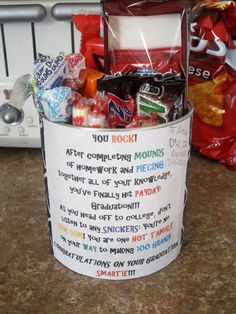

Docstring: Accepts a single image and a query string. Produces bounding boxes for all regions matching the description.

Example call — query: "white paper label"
[42,115,191,280]
[108,14,182,50]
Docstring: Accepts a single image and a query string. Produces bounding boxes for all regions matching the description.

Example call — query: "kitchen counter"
[0,147,235,314]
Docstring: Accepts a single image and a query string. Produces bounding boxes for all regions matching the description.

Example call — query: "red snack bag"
[72,15,100,55]
[72,14,104,72]
[189,0,236,170]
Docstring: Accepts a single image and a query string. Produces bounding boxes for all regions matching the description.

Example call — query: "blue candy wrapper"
[34,54,67,90]
[36,86,72,123]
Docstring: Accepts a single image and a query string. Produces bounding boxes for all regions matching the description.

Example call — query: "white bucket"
[40,106,193,280]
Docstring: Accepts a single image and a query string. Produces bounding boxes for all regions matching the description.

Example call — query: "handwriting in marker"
[169,138,176,148]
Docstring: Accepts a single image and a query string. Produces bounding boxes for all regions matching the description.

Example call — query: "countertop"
[0,148,235,314]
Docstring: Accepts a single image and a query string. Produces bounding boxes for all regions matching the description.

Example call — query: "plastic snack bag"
[189,0,236,170]
[101,0,189,80]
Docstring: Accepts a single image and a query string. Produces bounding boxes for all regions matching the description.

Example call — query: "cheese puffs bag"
[189,0,236,170]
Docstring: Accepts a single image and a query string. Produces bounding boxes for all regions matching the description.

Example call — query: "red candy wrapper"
[189,0,236,170]
[63,53,86,90]
[107,49,183,78]
[72,97,92,127]
[72,93,108,128]
[106,94,135,128]
[126,114,160,129]
[97,75,136,128]
[87,105,107,128]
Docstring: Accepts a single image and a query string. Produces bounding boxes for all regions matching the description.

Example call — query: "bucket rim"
[39,102,193,133]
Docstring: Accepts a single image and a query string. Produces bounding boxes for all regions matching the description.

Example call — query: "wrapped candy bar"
[97,75,136,128]
[36,86,72,123]
[34,54,67,90]
[189,0,236,170]
[136,79,185,123]
[98,74,185,127]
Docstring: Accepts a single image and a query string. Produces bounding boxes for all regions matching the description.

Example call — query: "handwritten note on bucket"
[42,115,191,280]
